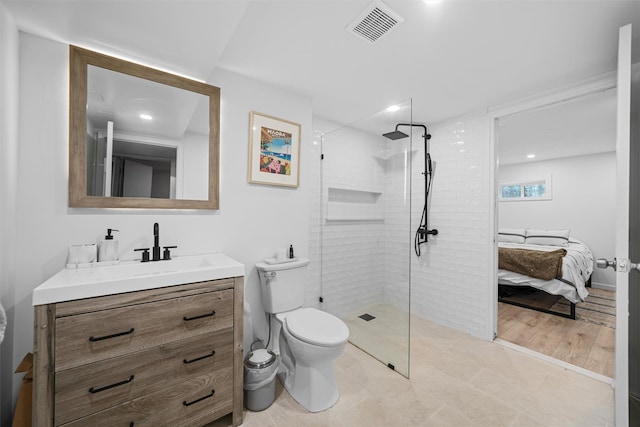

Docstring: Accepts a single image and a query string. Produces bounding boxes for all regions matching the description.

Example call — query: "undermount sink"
[32,253,245,305]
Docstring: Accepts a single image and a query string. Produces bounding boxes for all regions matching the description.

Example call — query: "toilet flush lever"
[264,271,277,279]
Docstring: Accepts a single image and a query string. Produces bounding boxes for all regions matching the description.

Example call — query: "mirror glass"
[70,46,219,209]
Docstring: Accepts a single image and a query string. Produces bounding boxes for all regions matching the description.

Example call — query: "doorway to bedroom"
[494,86,617,378]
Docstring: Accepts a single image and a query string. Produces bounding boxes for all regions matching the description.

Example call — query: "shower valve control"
[418,227,438,239]
[418,227,426,239]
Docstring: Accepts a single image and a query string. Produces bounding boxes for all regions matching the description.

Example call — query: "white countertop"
[32,253,245,305]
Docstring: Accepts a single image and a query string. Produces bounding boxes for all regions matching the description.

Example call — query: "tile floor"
[344,304,410,376]
[213,312,614,427]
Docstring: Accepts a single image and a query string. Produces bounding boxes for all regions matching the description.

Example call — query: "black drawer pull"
[183,350,216,364]
[130,423,134,427]
[89,375,134,394]
[89,327,134,342]
[183,310,215,321]
[183,389,215,406]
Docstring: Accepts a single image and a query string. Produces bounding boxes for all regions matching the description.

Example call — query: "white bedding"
[498,239,594,304]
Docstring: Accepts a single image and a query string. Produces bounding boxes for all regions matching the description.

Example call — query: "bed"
[497,228,594,319]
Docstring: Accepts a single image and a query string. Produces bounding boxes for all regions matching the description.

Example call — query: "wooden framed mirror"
[69,45,220,209]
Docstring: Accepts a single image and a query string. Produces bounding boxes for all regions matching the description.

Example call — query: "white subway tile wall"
[316,125,389,318]
[381,145,411,312]
[409,113,492,338]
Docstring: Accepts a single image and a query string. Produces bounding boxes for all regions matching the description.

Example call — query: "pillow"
[498,228,526,243]
[525,228,570,247]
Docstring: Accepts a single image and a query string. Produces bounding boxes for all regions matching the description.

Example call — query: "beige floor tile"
[466,341,565,388]
[426,404,480,427]
[535,371,614,425]
[470,367,612,427]
[332,397,395,427]
[411,362,520,427]
[336,390,433,427]
[411,338,485,382]
[204,409,276,427]
[224,305,614,427]
[509,412,554,427]
[347,304,408,323]
[469,367,550,413]
[240,409,277,427]
[255,380,343,427]
[346,307,410,376]
[336,345,413,400]
[331,368,376,414]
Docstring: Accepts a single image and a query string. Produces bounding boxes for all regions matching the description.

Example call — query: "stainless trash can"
[243,349,278,411]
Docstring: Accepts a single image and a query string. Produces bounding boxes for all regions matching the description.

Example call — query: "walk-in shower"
[383,123,437,256]
[316,100,416,377]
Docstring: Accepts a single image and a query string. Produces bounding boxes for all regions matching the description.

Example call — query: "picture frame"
[248,111,301,188]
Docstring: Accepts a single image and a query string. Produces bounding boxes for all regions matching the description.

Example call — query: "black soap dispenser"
[289,244,294,259]
[98,228,119,262]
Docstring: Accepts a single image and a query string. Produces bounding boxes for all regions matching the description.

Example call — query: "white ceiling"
[87,65,209,139]
[497,87,618,165]
[2,0,639,141]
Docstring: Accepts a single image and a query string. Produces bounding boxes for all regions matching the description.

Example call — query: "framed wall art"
[248,111,301,187]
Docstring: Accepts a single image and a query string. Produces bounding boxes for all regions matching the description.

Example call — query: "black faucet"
[152,222,161,261]
[134,223,177,262]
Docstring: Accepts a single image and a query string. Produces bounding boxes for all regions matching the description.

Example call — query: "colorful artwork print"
[248,111,300,187]
[259,126,292,176]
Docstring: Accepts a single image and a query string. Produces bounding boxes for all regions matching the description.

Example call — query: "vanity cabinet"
[33,277,244,427]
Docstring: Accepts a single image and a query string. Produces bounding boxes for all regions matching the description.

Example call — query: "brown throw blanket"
[499,247,567,281]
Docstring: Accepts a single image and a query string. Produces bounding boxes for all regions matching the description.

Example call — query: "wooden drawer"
[55,289,233,371]
[59,370,234,427]
[54,328,233,425]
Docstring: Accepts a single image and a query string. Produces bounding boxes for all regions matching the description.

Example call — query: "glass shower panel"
[320,100,412,377]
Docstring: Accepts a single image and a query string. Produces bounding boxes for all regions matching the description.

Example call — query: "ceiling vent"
[346,0,404,45]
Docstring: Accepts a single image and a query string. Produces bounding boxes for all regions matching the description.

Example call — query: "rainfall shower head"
[383,123,431,141]
[382,129,409,140]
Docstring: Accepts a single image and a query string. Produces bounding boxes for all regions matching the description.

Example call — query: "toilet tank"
[256,258,310,314]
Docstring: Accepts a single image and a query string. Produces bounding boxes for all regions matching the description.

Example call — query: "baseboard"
[591,282,616,291]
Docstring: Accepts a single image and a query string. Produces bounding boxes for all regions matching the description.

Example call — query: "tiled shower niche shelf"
[326,187,384,221]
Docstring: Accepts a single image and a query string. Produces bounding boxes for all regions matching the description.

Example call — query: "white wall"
[381,134,413,312]
[7,32,312,412]
[181,131,209,199]
[410,112,493,338]
[310,118,389,319]
[498,152,616,288]
[0,5,18,425]
[0,5,19,425]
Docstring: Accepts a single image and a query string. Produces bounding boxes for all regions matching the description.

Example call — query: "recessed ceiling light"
[527,154,536,159]
[139,113,153,120]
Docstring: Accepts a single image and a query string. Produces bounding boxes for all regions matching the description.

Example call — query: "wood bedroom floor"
[497,302,615,378]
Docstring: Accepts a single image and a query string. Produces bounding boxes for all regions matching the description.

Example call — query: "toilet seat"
[283,308,349,347]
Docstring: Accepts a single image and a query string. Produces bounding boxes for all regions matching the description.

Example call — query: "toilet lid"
[285,308,349,346]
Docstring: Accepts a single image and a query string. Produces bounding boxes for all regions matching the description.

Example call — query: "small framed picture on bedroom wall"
[248,111,301,188]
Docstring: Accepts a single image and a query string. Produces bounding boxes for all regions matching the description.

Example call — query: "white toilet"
[256,257,349,412]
